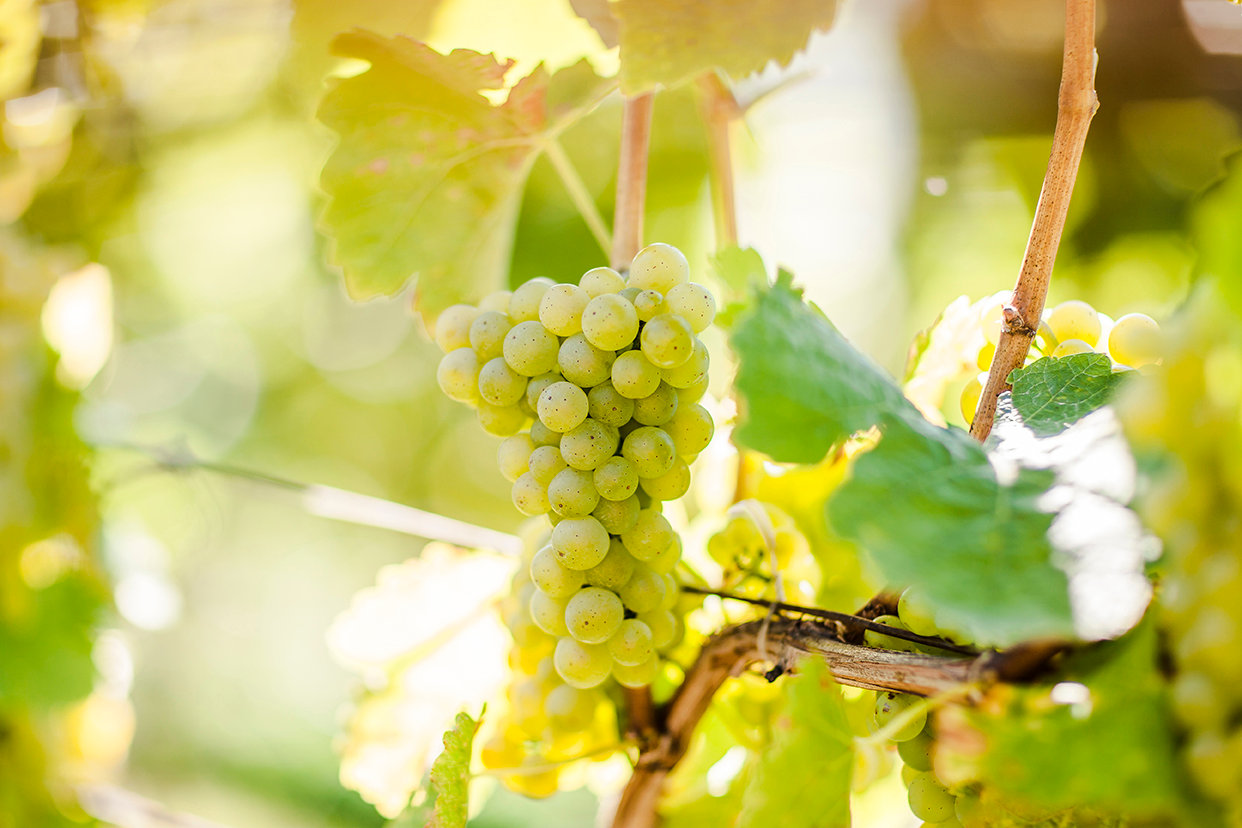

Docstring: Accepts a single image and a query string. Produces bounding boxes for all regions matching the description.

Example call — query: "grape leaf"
[829,419,1073,648]
[1009,354,1126,437]
[735,659,851,828]
[1191,150,1242,314]
[729,272,924,464]
[425,711,480,828]
[937,623,1191,819]
[612,0,839,93]
[317,33,611,323]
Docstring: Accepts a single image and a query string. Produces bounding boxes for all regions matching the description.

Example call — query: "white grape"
[665,283,716,332]
[565,587,624,645]
[503,320,559,377]
[640,313,695,369]
[537,381,590,433]
[434,304,480,353]
[628,242,689,294]
[539,283,590,337]
[582,293,639,351]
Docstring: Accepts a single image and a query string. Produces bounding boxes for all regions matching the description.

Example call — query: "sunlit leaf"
[426,711,480,828]
[1008,354,1127,437]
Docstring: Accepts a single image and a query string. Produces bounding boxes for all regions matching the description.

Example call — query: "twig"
[96,442,523,556]
[544,136,613,257]
[610,93,654,271]
[696,73,740,247]
[970,0,1098,440]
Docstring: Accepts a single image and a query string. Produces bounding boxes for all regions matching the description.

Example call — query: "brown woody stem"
[970,0,1098,441]
[611,93,655,271]
[697,73,740,247]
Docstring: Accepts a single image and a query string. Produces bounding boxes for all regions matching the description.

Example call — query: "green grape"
[665,282,716,333]
[1051,338,1093,358]
[979,298,1005,347]
[508,277,554,323]
[544,684,597,730]
[619,565,666,613]
[628,242,689,294]
[511,472,551,516]
[547,468,600,517]
[865,614,917,652]
[634,289,666,322]
[585,538,637,589]
[434,304,480,352]
[960,373,983,425]
[478,357,528,406]
[907,773,957,823]
[612,654,659,688]
[497,433,536,483]
[639,609,677,649]
[478,402,526,436]
[639,456,690,501]
[976,341,995,371]
[579,266,626,297]
[874,692,926,741]
[559,418,618,471]
[528,445,568,486]
[898,587,940,638]
[530,545,584,599]
[676,375,710,406]
[662,338,709,389]
[593,455,640,501]
[632,381,679,426]
[582,293,640,351]
[565,587,625,645]
[551,517,610,570]
[619,286,642,302]
[608,618,655,666]
[611,350,662,399]
[640,313,695,369]
[537,381,590,433]
[659,574,680,610]
[553,638,613,689]
[1046,299,1101,347]
[479,290,512,313]
[529,590,569,637]
[525,371,562,410]
[897,723,935,772]
[646,537,681,575]
[558,333,615,388]
[503,320,559,376]
[469,310,512,361]
[621,426,676,479]
[539,283,590,336]
[620,509,674,561]
[529,419,561,447]
[663,403,714,457]
[592,494,641,535]
[1108,312,1163,367]
[437,347,482,404]
[587,382,636,427]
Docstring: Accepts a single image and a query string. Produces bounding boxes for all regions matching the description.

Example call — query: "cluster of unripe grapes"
[1119,300,1242,824]
[432,243,715,694]
[705,502,814,600]
[962,298,1165,424]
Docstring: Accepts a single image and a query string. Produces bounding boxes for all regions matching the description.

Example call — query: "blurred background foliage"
[2,0,1240,825]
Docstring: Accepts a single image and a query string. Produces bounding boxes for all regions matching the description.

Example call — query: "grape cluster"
[433,243,715,693]
[963,297,1165,425]
[705,501,815,600]
[1118,295,1242,823]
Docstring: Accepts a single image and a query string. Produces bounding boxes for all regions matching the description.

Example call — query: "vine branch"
[970,0,1098,440]
[697,73,740,247]
[611,93,655,271]
[544,137,612,257]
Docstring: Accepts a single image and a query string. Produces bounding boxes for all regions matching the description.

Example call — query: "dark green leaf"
[1009,354,1126,436]
[425,711,480,828]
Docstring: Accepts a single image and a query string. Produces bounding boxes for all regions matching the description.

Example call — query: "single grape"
[622,426,676,479]
[873,692,926,741]
[565,587,625,645]
[640,313,695,369]
[632,382,679,426]
[587,381,636,427]
[612,654,659,688]
[620,509,675,561]
[544,684,597,730]
[976,341,995,372]
[1108,312,1163,367]
[511,472,551,516]
[437,347,482,404]
[628,243,689,294]
[592,494,641,535]
[619,565,666,613]
[579,266,626,297]
[897,587,939,637]
[1046,299,1101,347]
[634,289,667,322]
[865,614,917,652]
[665,282,716,333]
[960,374,983,425]
[897,724,934,772]
[553,637,612,689]
[558,333,615,388]
[584,537,637,589]
[479,290,512,313]
[979,299,1005,346]
[582,293,640,351]
[907,773,957,823]
[469,310,512,361]
[646,536,681,575]
[639,456,691,501]
[659,574,680,611]
[508,277,554,323]
[537,381,590,433]
[612,350,662,399]
[529,590,569,637]
[608,618,655,666]
[676,374,710,406]
[525,371,562,410]
[551,517,610,570]
[478,402,526,436]
[530,545,584,598]
[529,419,561,447]
[539,283,591,337]
[547,467,600,517]
[1052,338,1094,358]
[503,320,559,376]
[560,418,619,471]
[663,403,714,457]
[639,608,678,649]
[497,433,536,482]
[478,357,528,406]
[594,455,640,501]
[661,338,709,389]
[434,304,480,353]
[528,445,568,486]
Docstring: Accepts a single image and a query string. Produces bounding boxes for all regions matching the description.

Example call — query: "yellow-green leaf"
[426,711,480,828]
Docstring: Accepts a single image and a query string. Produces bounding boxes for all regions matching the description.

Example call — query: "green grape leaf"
[729,272,924,464]
[1191,149,1242,314]
[829,419,1073,648]
[938,623,1191,818]
[736,659,851,828]
[1009,354,1126,436]
[0,575,103,709]
[317,32,611,323]
[425,711,480,828]
[613,0,839,93]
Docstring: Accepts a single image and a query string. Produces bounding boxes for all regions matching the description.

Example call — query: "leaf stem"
[544,137,613,258]
[610,93,655,270]
[696,72,740,247]
[970,0,1098,441]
